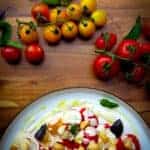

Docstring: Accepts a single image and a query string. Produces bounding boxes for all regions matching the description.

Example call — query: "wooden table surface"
[0,0,150,136]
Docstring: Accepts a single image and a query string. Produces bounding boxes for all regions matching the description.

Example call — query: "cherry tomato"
[124,134,141,150]
[116,138,126,150]
[1,46,21,64]
[31,3,49,24]
[125,65,145,83]
[25,44,44,64]
[140,43,150,56]
[116,40,141,61]
[95,32,117,50]
[93,55,120,80]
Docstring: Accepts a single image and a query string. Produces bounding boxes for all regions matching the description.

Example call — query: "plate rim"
[1,87,150,142]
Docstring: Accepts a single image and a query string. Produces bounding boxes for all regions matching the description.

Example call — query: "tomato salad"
[10,106,140,150]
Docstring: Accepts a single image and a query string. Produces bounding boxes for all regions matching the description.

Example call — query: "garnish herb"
[70,124,79,135]
[100,99,119,108]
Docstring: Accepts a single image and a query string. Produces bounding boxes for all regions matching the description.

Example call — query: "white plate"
[1,88,150,149]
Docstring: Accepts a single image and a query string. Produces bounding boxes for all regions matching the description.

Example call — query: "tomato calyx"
[127,45,136,54]
[103,63,111,73]
[36,12,49,24]
[102,32,110,43]
[16,19,37,31]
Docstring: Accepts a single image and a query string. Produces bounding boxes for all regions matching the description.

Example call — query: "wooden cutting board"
[0,0,150,136]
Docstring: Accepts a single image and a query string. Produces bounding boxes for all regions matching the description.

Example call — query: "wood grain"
[0,0,150,136]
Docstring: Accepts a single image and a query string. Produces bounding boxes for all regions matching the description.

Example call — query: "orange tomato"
[49,8,68,26]
[43,25,61,44]
[31,3,49,23]
[66,3,82,21]
[18,24,38,44]
[61,21,78,39]
[78,19,96,38]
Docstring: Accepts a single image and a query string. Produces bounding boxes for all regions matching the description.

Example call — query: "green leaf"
[100,99,119,109]
[124,16,141,40]
[70,125,79,135]
[42,0,60,6]
[6,40,23,49]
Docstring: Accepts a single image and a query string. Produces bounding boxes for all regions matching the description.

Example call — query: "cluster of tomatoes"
[93,32,150,83]
[31,0,107,44]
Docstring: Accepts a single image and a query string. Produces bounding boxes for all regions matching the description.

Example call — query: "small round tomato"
[116,138,126,150]
[93,55,120,80]
[140,43,150,56]
[31,3,49,24]
[116,40,141,61]
[50,8,68,26]
[125,65,145,83]
[43,25,61,44]
[95,32,117,50]
[25,44,44,64]
[61,21,78,40]
[1,46,21,64]
[123,134,141,150]
[80,0,97,15]
[17,22,38,44]
[91,9,107,27]
[66,3,82,21]
[79,19,96,38]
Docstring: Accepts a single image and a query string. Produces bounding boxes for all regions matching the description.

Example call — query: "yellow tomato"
[80,0,97,14]
[91,10,107,27]
[43,25,61,44]
[66,3,82,21]
[79,19,96,38]
[49,8,68,26]
[18,24,38,44]
[61,21,78,39]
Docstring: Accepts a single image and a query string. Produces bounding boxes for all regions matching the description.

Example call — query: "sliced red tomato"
[127,134,141,150]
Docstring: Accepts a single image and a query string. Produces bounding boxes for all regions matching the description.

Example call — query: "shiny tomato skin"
[93,55,120,80]
[116,40,141,61]
[107,33,117,50]
[116,138,126,150]
[95,32,117,50]
[31,3,49,22]
[125,65,145,83]
[140,43,150,56]
[1,47,21,64]
[95,36,106,49]
[25,44,44,64]
[127,134,141,150]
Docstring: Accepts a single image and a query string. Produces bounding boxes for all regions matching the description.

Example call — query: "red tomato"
[95,32,117,50]
[25,44,44,64]
[123,134,141,150]
[93,55,120,80]
[116,138,126,150]
[1,46,21,64]
[116,40,141,61]
[61,139,79,149]
[140,43,150,56]
[125,65,145,83]
[31,3,49,23]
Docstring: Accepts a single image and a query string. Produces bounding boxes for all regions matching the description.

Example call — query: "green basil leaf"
[100,99,119,108]
[124,16,141,40]
[70,125,79,135]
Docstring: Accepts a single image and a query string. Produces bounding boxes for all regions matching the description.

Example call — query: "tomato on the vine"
[95,32,117,50]
[93,55,120,80]
[116,40,141,61]
[125,65,145,83]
